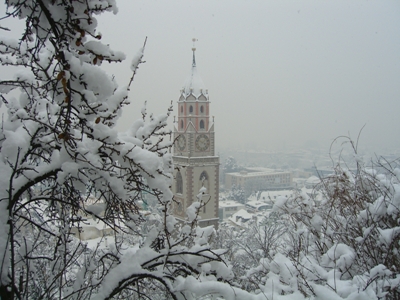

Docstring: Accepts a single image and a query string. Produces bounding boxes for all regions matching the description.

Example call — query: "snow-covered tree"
[220,156,240,187]
[244,141,400,299]
[223,156,239,174]
[0,1,243,299]
[228,184,246,204]
[214,215,289,292]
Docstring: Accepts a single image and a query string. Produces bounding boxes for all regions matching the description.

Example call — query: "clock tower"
[172,42,219,227]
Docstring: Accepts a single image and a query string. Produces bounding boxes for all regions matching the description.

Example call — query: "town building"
[172,43,219,227]
[218,200,245,221]
[225,167,293,191]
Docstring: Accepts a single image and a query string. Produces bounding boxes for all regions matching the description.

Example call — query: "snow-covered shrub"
[222,140,399,299]
[214,216,290,293]
[262,144,400,299]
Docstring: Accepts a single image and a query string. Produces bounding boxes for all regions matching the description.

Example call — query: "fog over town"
[94,0,400,156]
[2,0,398,154]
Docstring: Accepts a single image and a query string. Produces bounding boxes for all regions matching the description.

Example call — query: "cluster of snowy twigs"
[216,142,400,300]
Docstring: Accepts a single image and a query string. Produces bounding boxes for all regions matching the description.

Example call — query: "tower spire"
[192,38,197,67]
[182,38,206,97]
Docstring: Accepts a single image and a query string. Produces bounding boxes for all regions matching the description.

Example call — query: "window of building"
[176,171,183,194]
[200,105,204,113]
[200,120,205,129]
[180,120,184,129]
[189,105,193,113]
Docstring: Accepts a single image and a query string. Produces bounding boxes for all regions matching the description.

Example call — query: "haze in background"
[3,0,400,153]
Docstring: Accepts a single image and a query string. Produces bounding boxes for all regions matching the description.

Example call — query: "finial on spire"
[192,38,198,67]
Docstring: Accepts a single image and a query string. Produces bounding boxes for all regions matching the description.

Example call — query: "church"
[172,43,219,228]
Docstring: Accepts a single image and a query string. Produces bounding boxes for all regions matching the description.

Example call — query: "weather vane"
[192,38,198,52]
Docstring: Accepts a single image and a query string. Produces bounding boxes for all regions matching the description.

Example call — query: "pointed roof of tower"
[182,39,207,98]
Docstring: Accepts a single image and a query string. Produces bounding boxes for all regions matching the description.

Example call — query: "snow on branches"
[235,150,400,300]
[0,1,242,299]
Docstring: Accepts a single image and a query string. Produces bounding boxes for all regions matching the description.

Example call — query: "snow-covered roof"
[245,167,276,173]
[219,200,245,208]
[246,200,273,207]
[247,190,294,202]
[181,49,208,99]
[228,209,268,228]
[305,176,321,185]
[232,209,253,220]
[227,170,291,178]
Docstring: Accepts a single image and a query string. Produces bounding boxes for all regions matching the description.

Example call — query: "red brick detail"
[214,164,219,218]
[186,167,194,207]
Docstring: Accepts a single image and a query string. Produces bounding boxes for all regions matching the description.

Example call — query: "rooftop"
[227,170,291,178]
[219,200,245,208]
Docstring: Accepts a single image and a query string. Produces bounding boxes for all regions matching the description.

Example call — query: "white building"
[218,200,245,221]
[225,167,293,191]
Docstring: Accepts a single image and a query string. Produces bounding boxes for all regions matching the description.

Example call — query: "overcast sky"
[3,0,400,154]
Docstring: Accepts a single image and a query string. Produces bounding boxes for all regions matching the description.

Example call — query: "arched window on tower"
[200,106,204,113]
[176,171,183,194]
[199,171,209,214]
[189,105,193,114]
[200,120,205,129]
[180,120,184,130]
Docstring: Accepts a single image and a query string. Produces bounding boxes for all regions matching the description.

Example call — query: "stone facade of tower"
[172,48,219,228]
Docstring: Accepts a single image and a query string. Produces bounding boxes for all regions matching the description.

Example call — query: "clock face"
[176,135,186,151]
[195,134,210,151]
